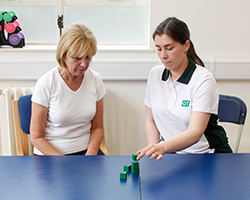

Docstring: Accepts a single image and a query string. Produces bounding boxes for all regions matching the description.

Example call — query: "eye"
[72,56,82,60]
[86,55,93,61]
[166,47,173,51]
[156,48,162,51]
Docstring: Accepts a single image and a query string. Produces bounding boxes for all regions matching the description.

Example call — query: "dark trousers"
[65,149,105,155]
[34,149,105,156]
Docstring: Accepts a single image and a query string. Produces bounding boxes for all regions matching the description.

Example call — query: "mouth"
[162,61,171,65]
[78,67,87,73]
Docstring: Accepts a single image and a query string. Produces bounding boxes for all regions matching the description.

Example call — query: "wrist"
[86,148,98,155]
[158,141,167,154]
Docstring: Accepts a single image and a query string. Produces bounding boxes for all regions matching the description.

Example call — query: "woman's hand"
[137,143,164,161]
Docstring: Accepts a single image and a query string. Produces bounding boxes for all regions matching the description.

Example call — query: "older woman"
[30,23,106,155]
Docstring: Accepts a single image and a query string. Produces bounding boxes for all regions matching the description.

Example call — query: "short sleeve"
[91,69,106,101]
[31,68,55,108]
[32,78,51,108]
[96,77,106,101]
[192,73,219,114]
[144,79,151,108]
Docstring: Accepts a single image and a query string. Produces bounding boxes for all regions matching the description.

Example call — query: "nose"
[160,50,168,60]
[80,58,89,67]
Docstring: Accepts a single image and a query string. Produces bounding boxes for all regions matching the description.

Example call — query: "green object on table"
[132,153,139,161]
[124,164,131,172]
[132,161,139,174]
[120,171,127,180]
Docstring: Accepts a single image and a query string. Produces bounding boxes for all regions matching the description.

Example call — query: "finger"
[149,153,156,159]
[149,151,159,159]
[156,154,163,161]
[146,146,157,158]
[137,149,143,154]
[137,145,151,160]
[137,145,153,160]
[137,151,145,160]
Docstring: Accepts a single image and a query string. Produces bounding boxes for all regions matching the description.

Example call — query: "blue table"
[140,154,250,200]
[0,154,250,200]
[0,156,140,200]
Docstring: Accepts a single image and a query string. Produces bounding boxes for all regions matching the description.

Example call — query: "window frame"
[0,0,151,50]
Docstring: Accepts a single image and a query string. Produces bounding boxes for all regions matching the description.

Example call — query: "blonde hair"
[56,22,97,68]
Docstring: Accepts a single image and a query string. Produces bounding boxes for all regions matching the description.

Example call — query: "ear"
[184,40,190,53]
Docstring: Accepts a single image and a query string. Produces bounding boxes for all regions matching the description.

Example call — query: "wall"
[1,0,250,155]
[150,0,250,58]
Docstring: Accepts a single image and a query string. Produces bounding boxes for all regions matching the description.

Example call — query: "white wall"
[150,0,250,58]
[1,0,250,155]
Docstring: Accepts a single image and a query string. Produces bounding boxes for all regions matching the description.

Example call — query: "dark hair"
[153,17,204,67]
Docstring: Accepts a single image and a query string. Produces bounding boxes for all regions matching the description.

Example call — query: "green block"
[132,161,139,174]
[132,153,139,161]
[120,171,127,179]
[124,164,131,172]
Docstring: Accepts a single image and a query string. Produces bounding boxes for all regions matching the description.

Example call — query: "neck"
[170,57,189,82]
[59,66,83,83]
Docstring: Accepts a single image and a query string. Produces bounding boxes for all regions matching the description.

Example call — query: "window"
[0,0,150,49]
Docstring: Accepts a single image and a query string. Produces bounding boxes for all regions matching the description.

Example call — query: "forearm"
[86,128,104,155]
[138,112,210,160]
[145,106,160,144]
[138,129,201,160]
[159,129,201,153]
[145,122,160,144]
[31,137,64,155]
[30,103,63,155]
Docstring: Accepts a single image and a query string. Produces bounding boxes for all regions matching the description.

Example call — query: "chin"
[163,64,172,69]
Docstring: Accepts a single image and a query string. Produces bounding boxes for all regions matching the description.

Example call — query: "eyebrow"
[155,43,173,48]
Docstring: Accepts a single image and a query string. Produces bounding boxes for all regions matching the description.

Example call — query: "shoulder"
[150,64,165,73]
[34,66,60,93]
[148,64,165,78]
[86,68,102,79]
[195,65,214,77]
[85,69,104,85]
[192,65,216,84]
[192,65,218,97]
[32,67,59,107]
[37,66,59,83]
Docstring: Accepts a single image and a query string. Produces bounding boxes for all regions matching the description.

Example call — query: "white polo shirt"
[145,58,229,154]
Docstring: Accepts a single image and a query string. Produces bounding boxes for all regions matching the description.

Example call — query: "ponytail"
[187,40,204,67]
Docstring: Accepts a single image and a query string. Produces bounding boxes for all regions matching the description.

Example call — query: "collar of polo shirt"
[161,57,197,84]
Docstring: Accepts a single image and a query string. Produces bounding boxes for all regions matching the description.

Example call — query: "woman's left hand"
[137,143,164,161]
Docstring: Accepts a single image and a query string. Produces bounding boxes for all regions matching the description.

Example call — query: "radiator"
[0,86,34,155]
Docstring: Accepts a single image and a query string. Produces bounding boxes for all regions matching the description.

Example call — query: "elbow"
[187,128,204,145]
[91,125,104,134]
[30,133,36,147]
[192,132,203,144]
[29,130,42,147]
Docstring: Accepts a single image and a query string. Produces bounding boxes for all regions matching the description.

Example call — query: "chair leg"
[234,125,243,153]
[100,136,110,155]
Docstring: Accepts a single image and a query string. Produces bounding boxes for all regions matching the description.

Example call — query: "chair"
[12,94,32,155]
[12,94,110,155]
[218,94,247,153]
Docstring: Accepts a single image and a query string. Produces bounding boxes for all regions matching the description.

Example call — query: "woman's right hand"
[137,143,164,161]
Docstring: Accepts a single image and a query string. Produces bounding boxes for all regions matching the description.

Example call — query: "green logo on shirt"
[181,100,190,107]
